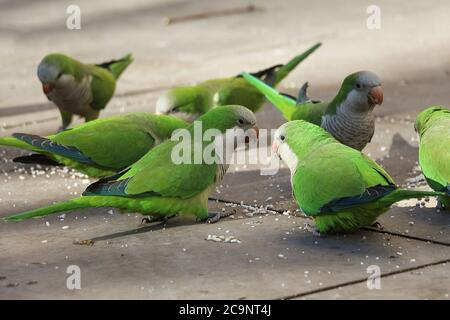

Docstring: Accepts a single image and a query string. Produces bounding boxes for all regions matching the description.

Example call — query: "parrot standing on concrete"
[415,106,450,209]
[5,106,258,224]
[0,113,188,178]
[272,120,445,234]
[37,53,133,131]
[243,70,383,151]
[155,43,321,121]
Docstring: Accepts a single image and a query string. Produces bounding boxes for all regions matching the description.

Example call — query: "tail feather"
[272,42,322,87]
[5,198,92,221]
[96,53,133,79]
[380,188,446,206]
[242,72,297,120]
[0,136,37,151]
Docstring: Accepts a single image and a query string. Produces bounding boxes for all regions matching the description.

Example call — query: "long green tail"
[98,53,133,79]
[242,72,297,120]
[380,188,446,206]
[5,198,92,221]
[0,136,37,151]
[273,42,322,87]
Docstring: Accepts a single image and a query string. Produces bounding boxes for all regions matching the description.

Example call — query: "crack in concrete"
[279,258,450,300]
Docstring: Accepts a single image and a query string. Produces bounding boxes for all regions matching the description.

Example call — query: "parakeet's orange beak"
[42,83,55,94]
[245,126,259,143]
[368,86,383,106]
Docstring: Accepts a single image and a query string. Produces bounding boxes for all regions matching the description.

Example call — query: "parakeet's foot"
[204,212,224,224]
[436,199,449,211]
[304,223,321,236]
[141,214,176,224]
[371,221,384,230]
[73,239,95,246]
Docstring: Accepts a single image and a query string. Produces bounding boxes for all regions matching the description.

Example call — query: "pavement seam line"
[278,258,450,300]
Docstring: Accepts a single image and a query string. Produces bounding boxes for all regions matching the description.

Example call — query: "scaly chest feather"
[47,75,93,115]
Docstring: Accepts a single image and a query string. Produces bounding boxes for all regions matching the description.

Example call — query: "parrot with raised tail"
[272,120,445,234]
[155,43,321,121]
[5,106,258,225]
[243,70,383,151]
[0,113,188,178]
[37,53,133,131]
[415,106,450,209]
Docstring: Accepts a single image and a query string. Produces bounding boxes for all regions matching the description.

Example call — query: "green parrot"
[37,53,133,131]
[415,106,450,209]
[272,120,445,234]
[0,113,188,178]
[155,43,321,121]
[243,70,384,151]
[5,106,258,224]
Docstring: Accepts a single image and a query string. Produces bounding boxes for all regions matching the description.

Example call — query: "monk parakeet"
[37,53,133,131]
[5,106,258,224]
[0,113,188,178]
[155,43,321,121]
[272,120,445,234]
[243,70,383,151]
[415,106,450,209]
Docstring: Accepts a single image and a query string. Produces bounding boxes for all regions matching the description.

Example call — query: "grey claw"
[304,223,321,236]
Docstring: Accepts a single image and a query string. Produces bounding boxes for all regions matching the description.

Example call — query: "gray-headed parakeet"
[243,70,383,151]
[155,43,321,121]
[37,53,133,131]
[272,120,445,233]
[5,106,258,224]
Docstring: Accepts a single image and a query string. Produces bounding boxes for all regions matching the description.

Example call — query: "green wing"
[50,113,158,170]
[292,143,394,215]
[118,140,218,199]
[215,78,265,112]
[88,66,116,110]
[419,118,450,191]
[291,101,328,125]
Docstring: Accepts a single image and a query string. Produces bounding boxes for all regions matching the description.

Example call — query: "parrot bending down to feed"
[415,106,450,209]
[272,120,446,234]
[0,113,188,178]
[155,43,322,121]
[5,106,258,224]
[243,70,383,151]
[37,53,133,131]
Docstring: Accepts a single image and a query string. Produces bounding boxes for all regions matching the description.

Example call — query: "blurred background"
[1,0,449,128]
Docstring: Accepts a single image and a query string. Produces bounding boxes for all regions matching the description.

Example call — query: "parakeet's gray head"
[156,86,206,122]
[334,71,383,113]
[37,53,79,96]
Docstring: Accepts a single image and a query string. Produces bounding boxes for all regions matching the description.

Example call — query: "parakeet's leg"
[58,109,73,131]
[304,223,321,236]
[141,214,177,224]
[371,221,384,230]
[205,212,221,223]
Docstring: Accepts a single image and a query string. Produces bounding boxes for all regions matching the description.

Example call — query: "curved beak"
[245,126,259,143]
[368,85,383,106]
[42,83,55,94]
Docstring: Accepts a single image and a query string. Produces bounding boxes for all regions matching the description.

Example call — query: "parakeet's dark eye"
[237,119,244,125]
[356,83,362,89]
[171,106,180,113]
[280,135,285,141]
